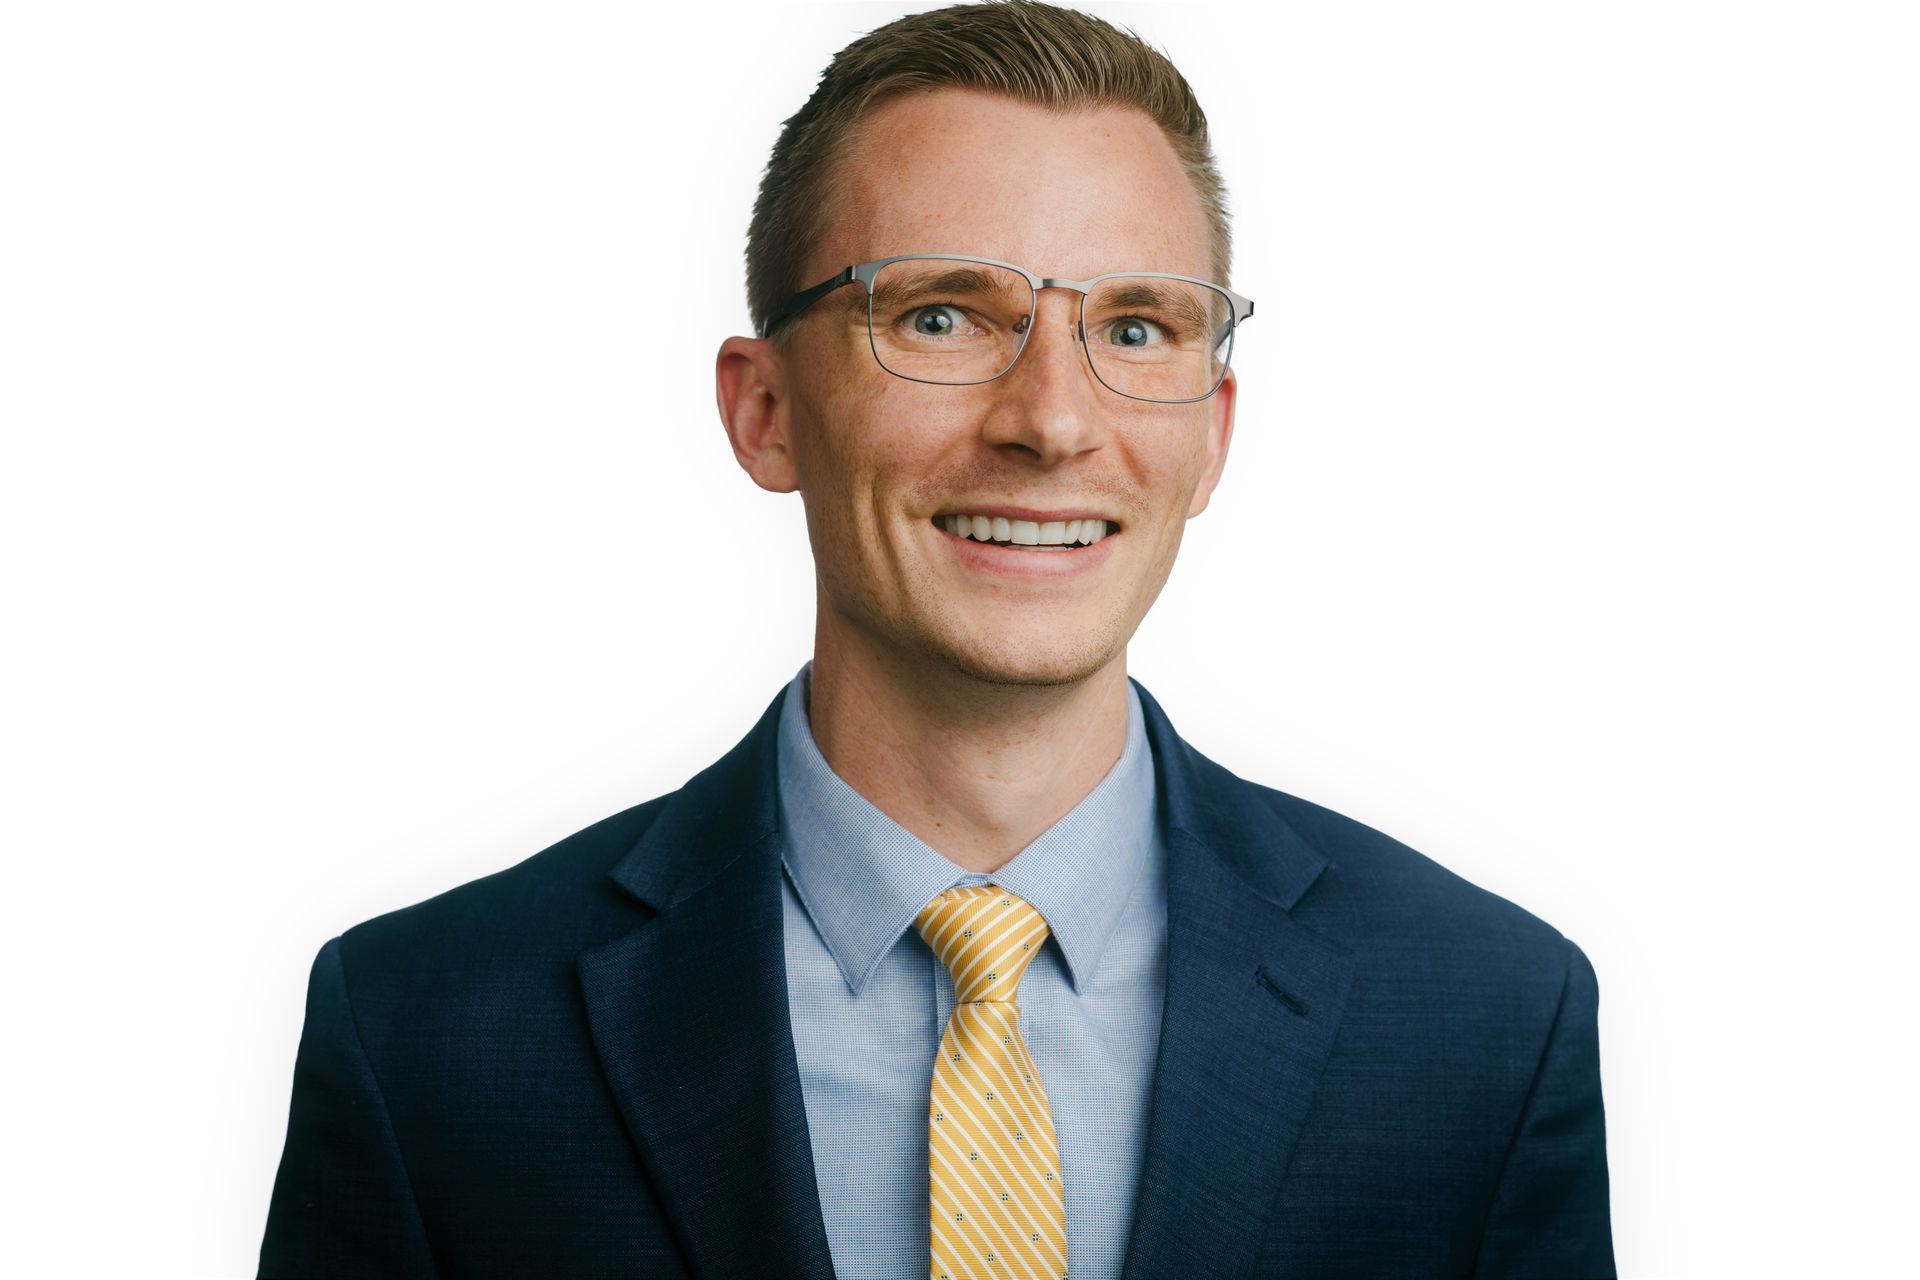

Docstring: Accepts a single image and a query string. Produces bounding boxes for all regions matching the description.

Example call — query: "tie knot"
[913,884,1051,1005]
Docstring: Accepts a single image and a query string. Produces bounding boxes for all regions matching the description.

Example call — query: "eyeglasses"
[758,253,1254,404]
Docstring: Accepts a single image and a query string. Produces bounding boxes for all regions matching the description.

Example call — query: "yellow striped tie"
[913,884,1067,1280]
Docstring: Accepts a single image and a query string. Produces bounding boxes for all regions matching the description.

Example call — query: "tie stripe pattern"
[913,884,1067,1280]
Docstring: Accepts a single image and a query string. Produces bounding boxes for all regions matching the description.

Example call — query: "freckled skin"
[715,87,1237,870]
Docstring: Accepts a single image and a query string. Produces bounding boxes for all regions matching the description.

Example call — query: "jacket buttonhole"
[1256,965,1309,1016]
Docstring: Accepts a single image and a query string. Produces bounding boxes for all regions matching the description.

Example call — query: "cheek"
[1163,414,1214,489]
[791,379,936,545]
[788,373,869,498]
[1124,412,1205,482]
[1129,421,1213,544]
[833,381,970,495]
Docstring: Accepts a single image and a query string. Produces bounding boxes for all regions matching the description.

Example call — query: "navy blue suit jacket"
[260,678,1615,1278]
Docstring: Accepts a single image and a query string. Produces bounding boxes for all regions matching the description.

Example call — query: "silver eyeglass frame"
[757,252,1255,404]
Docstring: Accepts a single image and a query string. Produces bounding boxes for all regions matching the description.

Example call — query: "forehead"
[814,87,1213,285]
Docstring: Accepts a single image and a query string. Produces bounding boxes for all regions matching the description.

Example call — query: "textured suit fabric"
[776,661,1165,1280]
[259,674,1615,1279]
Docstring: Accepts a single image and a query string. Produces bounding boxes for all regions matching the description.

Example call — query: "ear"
[715,335,799,494]
[1185,364,1238,518]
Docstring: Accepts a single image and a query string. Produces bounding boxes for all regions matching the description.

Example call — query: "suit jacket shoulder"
[1256,780,1580,960]
[337,794,671,988]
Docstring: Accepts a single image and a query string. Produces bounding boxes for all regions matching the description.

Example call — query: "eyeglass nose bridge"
[1009,281,1095,346]
[1035,279,1100,342]
[1013,283,1107,397]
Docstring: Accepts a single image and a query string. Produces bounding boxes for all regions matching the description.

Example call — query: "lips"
[929,513,1119,578]
[931,514,1115,547]
[932,506,1122,530]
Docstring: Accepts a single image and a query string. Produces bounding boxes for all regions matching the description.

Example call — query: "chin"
[926,630,1122,689]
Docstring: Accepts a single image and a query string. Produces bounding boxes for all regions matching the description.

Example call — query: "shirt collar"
[776,658,1158,998]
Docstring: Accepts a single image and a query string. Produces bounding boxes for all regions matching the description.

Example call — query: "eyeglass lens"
[865,258,1234,402]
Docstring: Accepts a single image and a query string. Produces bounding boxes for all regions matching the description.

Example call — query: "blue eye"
[911,305,963,336]
[1107,317,1163,347]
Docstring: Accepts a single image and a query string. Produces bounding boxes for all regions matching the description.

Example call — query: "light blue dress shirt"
[776,659,1169,1280]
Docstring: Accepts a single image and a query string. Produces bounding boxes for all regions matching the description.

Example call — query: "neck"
[805,603,1131,876]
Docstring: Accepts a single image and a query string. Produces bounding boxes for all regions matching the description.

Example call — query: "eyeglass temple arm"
[758,267,858,339]
[1212,297,1253,355]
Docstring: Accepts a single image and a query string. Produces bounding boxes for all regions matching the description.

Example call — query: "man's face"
[747,88,1235,689]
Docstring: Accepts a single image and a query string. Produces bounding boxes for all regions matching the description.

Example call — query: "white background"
[3,2,1914,1276]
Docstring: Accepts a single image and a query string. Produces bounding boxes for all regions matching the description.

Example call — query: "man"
[260,2,1614,1277]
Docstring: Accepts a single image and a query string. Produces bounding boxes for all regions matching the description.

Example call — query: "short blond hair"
[745,0,1232,343]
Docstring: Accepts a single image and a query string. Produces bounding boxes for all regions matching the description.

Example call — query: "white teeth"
[939,513,1112,545]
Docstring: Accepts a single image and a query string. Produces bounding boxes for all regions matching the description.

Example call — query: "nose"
[979,286,1107,465]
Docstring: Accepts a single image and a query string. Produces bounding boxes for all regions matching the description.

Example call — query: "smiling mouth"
[930,514,1119,550]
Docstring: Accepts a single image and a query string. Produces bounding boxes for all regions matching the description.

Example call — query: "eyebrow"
[868,268,1023,312]
[1095,280,1214,332]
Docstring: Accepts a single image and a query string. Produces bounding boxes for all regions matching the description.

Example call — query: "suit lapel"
[1119,680,1357,1280]
[577,685,837,1279]
[576,675,1355,1280]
